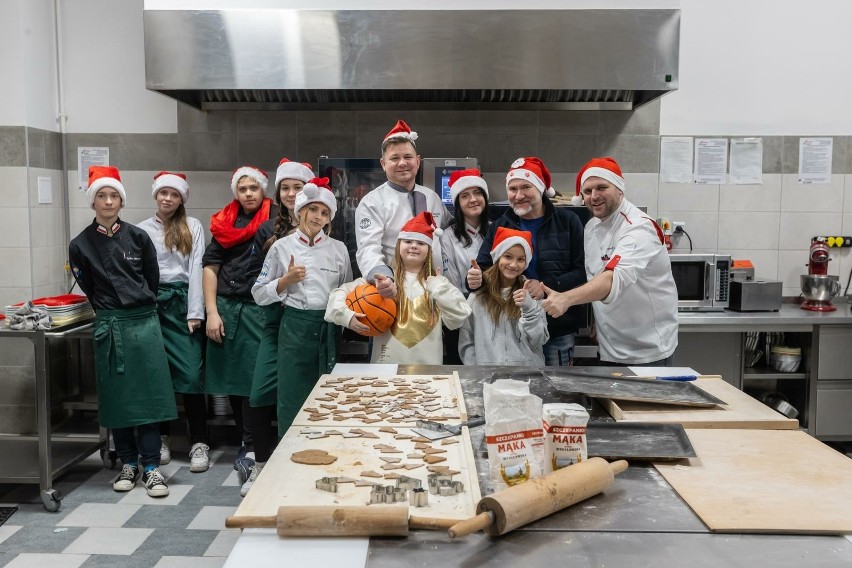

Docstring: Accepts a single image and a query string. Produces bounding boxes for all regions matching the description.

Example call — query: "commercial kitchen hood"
[143,8,679,111]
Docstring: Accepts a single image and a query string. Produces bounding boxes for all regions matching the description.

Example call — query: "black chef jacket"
[202,205,276,299]
[69,219,160,311]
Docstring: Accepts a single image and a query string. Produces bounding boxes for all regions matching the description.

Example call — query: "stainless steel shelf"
[744,368,807,380]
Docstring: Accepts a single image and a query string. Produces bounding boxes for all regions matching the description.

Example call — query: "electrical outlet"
[673,221,686,233]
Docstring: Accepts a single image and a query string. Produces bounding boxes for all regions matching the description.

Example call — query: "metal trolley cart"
[0,320,103,511]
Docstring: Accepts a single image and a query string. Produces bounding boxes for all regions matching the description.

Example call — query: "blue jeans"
[113,422,161,468]
[543,333,575,366]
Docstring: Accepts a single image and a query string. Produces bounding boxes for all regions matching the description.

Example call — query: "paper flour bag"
[542,403,589,473]
[483,379,544,489]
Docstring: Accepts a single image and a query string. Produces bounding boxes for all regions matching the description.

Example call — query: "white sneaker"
[240,463,264,497]
[189,442,210,473]
[160,435,171,465]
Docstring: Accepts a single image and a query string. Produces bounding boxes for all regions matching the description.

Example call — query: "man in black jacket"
[467,157,586,365]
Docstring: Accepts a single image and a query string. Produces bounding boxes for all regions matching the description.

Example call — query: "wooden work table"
[223,364,852,568]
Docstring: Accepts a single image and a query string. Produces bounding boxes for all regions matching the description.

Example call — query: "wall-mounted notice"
[729,138,763,185]
[694,139,728,184]
[660,137,693,183]
[798,138,832,184]
[77,147,110,190]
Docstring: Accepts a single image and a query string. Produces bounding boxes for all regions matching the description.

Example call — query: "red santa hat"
[506,157,556,198]
[86,165,126,205]
[449,168,489,203]
[398,211,442,246]
[294,177,338,221]
[576,157,625,196]
[230,165,268,198]
[383,120,418,146]
[151,171,190,203]
[490,227,533,264]
[274,158,314,189]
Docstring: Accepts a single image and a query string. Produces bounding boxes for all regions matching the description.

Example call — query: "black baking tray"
[587,422,696,461]
[545,370,726,408]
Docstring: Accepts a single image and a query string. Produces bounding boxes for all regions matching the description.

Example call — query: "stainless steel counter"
[678,303,852,330]
[378,364,852,567]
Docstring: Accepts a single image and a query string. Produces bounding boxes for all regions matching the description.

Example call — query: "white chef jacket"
[584,198,678,364]
[252,229,352,310]
[137,215,205,320]
[354,182,449,279]
[440,223,484,293]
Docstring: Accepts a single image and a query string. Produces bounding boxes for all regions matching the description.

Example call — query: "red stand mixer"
[800,240,841,311]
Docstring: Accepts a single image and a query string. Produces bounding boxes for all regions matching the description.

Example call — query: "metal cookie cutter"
[409,487,428,507]
[315,477,339,493]
[369,484,408,504]
[395,475,422,492]
[427,473,464,496]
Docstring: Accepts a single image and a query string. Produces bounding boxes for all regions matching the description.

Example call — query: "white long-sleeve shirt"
[137,215,205,320]
[354,182,449,279]
[458,290,549,366]
[326,273,471,365]
[585,198,679,364]
[440,223,484,292]
[252,229,352,309]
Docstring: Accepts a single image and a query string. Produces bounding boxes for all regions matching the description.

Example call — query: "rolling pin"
[226,505,456,537]
[449,457,628,538]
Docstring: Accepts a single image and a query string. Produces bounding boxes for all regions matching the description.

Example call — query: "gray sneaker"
[142,468,170,498]
[189,442,210,473]
[240,463,264,497]
[234,446,255,484]
[159,435,171,465]
[113,464,140,492]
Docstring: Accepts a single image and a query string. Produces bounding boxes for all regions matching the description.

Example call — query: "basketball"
[345,283,397,337]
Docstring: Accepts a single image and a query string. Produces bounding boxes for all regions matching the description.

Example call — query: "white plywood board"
[293,372,467,428]
[655,429,852,534]
[235,424,480,521]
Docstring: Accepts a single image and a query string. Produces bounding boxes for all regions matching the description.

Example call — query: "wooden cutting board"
[234,425,480,521]
[655,429,852,533]
[601,377,798,429]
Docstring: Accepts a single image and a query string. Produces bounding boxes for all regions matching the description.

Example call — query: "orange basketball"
[345,283,397,337]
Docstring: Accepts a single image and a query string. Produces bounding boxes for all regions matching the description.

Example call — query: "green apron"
[157,281,204,394]
[277,308,337,437]
[206,296,266,397]
[249,304,284,407]
[93,305,178,428]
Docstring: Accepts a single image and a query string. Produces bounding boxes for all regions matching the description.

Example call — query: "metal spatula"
[411,416,485,441]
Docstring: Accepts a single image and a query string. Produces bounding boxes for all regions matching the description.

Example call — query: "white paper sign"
[37,176,53,204]
[694,139,728,184]
[798,137,832,184]
[729,138,763,185]
[77,147,110,190]
[660,137,693,183]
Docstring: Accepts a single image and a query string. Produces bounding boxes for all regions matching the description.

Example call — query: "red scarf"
[209,198,272,249]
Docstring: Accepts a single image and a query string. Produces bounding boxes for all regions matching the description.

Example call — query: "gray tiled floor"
[0,442,244,567]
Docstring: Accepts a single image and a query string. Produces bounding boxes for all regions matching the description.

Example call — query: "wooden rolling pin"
[449,457,628,538]
[226,505,456,537]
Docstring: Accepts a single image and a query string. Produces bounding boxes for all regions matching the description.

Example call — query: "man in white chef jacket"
[541,157,679,366]
[355,119,449,297]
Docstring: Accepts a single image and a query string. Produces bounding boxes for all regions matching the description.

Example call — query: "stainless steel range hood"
[143,8,679,111]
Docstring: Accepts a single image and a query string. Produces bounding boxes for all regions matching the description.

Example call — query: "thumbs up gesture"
[374,273,397,299]
[467,259,483,290]
[282,255,306,285]
[540,284,570,318]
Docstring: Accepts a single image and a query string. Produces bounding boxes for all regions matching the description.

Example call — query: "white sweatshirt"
[440,223,484,293]
[326,273,471,365]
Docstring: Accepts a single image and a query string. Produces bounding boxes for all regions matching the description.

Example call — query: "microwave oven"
[669,254,732,311]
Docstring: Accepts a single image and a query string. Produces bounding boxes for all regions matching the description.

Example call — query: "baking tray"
[545,370,726,408]
[587,422,696,461]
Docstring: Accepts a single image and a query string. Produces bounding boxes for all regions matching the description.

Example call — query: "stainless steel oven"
[669,254,732,311]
